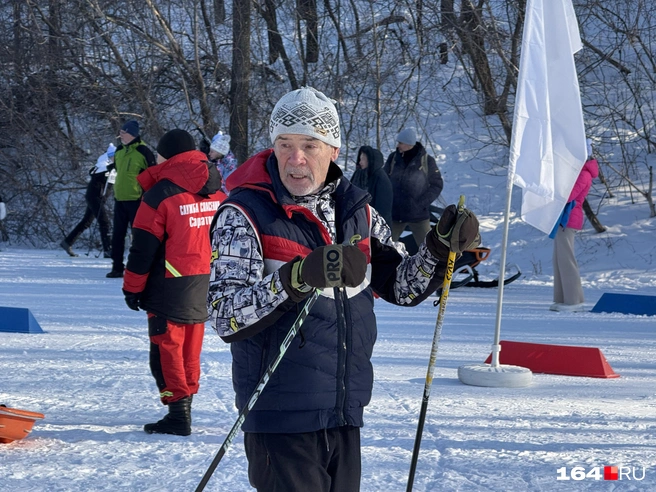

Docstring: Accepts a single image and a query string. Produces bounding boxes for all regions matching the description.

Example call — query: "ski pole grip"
[457,194,465,212]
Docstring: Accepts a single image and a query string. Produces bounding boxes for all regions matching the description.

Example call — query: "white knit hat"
[269,86,341,148]
[106,143,117,158]
[210,132,231,156]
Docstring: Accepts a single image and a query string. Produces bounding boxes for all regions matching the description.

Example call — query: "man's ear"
[330,146,340,162]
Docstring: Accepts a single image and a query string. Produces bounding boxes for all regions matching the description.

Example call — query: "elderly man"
[207,87,479,492]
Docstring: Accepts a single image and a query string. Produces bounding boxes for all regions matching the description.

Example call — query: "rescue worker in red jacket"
[122,129,226,436]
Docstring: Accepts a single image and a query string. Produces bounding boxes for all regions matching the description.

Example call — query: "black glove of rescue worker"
[425,204,481,260]
[123,289,141,311]
[279,245,368,303]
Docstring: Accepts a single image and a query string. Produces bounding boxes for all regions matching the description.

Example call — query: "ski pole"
[195,288,322,492]
[406,195,465,492]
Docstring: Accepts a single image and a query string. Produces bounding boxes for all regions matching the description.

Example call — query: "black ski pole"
[195,288,322,492]
[406,195,465,492]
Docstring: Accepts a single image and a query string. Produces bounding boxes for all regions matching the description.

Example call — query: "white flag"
[509,0,587,234]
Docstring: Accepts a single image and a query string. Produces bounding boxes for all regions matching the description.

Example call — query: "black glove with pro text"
[425,204,481,261]
[279,245,368,303]
[123,289,142,312]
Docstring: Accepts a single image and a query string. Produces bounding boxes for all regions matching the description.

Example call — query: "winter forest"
[0,0,654,249]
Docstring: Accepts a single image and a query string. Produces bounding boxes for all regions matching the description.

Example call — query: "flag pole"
[457,156,532,388]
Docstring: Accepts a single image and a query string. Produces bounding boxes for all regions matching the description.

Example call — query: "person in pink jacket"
[551,140,599,312]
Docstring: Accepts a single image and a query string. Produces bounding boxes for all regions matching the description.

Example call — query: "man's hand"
[300,245,367,289]
[123,289,141,311]
[279,245,367,303]
[426,204,481,260]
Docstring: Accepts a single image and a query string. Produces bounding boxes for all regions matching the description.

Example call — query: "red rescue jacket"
[123,150,226,323]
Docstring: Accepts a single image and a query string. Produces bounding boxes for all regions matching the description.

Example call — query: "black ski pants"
[65,190,111,253]
[110,199,140,272]
[244,425,361,492]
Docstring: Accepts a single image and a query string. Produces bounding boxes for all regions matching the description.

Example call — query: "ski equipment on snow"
[195,288,322,492]
[406,195,464,492]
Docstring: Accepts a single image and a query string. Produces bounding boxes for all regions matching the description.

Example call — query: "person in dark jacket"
[60,143,115,258]
[122,129,226,436]
[350,145,393,225]
[207,87,480,491]
[384,128,444,249]
[106,120,157,278]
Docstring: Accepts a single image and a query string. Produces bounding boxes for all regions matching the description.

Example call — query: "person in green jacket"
[107,120,156,278]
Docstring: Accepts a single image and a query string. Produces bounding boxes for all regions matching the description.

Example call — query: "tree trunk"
[258,0,299,89]
[459,0,503,117]
[583,199,606,233]
[214,0,225,24]
[297,0,318,64]
[230,0,251,164]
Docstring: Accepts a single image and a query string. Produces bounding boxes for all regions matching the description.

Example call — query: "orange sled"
[0,405,45,443]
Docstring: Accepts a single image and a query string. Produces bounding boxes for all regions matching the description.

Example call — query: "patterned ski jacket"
[207,149,445,433]
[112,138,156,201]
[124,150,225,323]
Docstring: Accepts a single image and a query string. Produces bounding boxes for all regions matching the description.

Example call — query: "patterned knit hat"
[210,132,231,156]
[269,86,341,148]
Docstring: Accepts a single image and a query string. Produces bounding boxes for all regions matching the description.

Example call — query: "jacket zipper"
[334,287,348,426]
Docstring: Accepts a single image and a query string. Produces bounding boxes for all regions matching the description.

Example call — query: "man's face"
[274,134,339,196]
[119,130,136,145]
[397,142,413,152]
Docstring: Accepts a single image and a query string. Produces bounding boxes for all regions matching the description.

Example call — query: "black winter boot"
[144,397,192,436]
[60,240,78,257]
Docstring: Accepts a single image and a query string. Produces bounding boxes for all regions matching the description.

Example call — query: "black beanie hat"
[156,129,196,160]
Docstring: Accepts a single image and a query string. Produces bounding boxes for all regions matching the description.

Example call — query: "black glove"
[123,289,141,311]
[300,245,367,289]
[279,245,368,302]
[426,204,481,260]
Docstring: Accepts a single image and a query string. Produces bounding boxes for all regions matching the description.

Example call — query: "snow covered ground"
[1,221,655,492]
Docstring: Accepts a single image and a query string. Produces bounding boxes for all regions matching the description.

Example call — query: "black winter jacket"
[384,142,443,222]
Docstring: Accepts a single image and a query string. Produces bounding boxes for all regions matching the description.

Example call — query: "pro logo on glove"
[324,246,343,285]
[300,244,367,289]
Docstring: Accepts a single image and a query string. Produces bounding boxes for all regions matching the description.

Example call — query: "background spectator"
[107,120,156,278]
[60,143,115,258]
[384,128,444,249]
[122,129,225,436]
[351,145,393,225]
[209,131,238,194]
[550,139,599,312]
